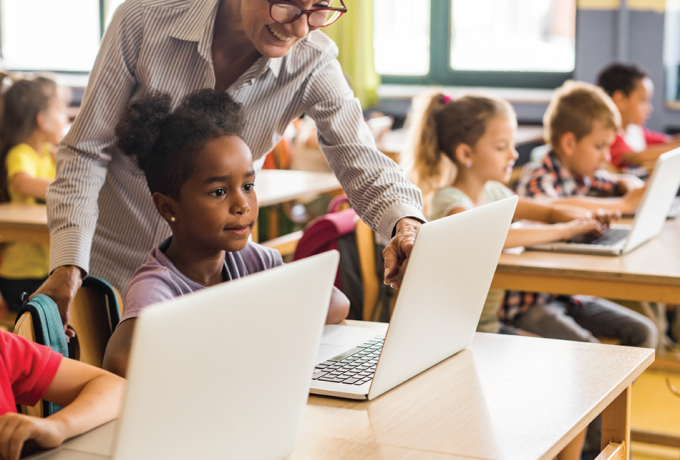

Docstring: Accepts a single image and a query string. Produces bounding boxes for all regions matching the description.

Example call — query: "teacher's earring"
[466,162,472,169]
[170,216,176,223]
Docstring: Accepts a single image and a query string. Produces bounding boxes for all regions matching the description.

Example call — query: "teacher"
[38,0,425,329]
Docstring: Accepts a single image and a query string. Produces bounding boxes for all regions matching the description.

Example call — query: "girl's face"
[237,0,331,58]
[467,115,519,184]
[40,96,68,146]
[172,136,258,253]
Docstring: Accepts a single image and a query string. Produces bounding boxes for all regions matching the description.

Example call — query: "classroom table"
[47,331,653,460]
[491,217,680,305]
[0,170,342,245]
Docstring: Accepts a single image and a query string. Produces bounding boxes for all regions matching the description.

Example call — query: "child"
[103,89,350,377]
[0,77,66,311]
[0,329,124,460]
[597,63,680,178]
[517,81,647,215]
[511,81,656,345]
[402,91,617,336]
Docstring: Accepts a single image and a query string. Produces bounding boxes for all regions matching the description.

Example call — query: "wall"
[575,0,680,132]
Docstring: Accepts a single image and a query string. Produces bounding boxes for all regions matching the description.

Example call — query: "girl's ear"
[559,132,576,157]
[36,111,46,132]
[153,192,178,224]
[454,143,473,166]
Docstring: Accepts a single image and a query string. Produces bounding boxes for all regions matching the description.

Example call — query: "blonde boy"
[516,80,645,215]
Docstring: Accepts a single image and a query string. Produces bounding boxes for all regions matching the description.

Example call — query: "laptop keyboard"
[312,337,385,386]
[569,227,630,246]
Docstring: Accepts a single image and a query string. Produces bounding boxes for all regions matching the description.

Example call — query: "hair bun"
[115,90,173,169]
[176,89,245,137]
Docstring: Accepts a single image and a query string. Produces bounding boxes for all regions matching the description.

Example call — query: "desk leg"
[600,385,631,460]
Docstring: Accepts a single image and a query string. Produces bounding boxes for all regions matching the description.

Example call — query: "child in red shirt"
[0,330,124,460]
[597,63,680,178]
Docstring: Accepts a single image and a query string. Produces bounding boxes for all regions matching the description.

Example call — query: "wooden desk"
[256,169,341,207]
[0,203,49,245]
[0,170,343,245]
[52,332,652,460]
[491,218,680,304]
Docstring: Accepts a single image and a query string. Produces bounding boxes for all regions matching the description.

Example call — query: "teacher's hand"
[31,266,83,338]
[383,218,422,289]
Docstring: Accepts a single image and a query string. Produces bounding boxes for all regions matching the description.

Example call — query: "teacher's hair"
[115,89,245,200]
[400,90,514,213]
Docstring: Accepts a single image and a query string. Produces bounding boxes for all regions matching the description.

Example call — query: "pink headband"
[441,95,452,104]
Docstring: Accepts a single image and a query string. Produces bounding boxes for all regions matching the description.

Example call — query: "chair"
[68,278,122,368]
[13,311,45,418]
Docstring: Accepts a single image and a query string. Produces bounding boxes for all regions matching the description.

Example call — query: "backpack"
[293,200,393,321]
[13,276,121,416]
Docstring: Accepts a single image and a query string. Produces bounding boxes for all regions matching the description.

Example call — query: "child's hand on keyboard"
[559,218,604,241]
[590,208,621,228]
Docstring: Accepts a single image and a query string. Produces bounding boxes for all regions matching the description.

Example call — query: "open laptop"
[310,196,518,400]
[26,251,339,460]
[526,148,680,256]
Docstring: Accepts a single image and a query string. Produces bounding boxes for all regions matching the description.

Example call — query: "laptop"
[527,148,680,256]
[310,196,518,400]
[26,251,339,460]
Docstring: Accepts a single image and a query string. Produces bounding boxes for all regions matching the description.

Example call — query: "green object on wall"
[323,0,381,109]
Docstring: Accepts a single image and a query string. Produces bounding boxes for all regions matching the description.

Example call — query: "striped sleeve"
[46,0,142,274]
[302,48,424,239]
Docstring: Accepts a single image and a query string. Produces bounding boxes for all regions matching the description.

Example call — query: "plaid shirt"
[502,151,619,321]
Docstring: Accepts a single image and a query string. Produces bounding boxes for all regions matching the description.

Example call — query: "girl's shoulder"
[237,242,284,272]
[429,186,473,220]
[484,181,515,203]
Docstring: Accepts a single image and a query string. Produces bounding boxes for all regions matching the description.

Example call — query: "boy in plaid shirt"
[510,81,657,460]
[507,81,656,346]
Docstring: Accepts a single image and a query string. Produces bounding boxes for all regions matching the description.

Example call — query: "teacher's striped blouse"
[47,0,424,293]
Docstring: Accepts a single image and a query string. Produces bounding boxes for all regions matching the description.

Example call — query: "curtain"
[323,0,381,109]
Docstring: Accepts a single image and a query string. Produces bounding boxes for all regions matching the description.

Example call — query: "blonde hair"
[401,90,515,212]
[544,80,621,151]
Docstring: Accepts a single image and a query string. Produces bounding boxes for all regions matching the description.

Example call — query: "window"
[373,0,431,76]
[0,0,127,73]
[0,0,101,72]
[374,0,576,88]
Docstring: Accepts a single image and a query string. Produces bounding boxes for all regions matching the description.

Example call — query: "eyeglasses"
[268,0,347,28]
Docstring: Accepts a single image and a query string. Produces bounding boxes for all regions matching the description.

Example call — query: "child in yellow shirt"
[0,77,66,310]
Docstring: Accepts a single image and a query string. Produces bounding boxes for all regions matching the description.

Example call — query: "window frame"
[380,0,575,89]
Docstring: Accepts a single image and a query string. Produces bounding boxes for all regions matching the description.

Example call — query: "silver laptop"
[310,196,518,400]
[26,251,339,460]
[527,148,680,256]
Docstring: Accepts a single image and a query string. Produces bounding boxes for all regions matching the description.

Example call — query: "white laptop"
[310,196,518,400]
[527,148,680,256]
[26,251,339,460]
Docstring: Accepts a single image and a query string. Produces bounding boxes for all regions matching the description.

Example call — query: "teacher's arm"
[303,55,425,289]
[37,0,142,331]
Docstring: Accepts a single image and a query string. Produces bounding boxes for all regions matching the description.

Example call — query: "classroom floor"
[632,369,680,460]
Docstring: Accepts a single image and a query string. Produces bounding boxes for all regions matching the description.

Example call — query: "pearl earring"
[466,162,472,168]
[170,216,176,222]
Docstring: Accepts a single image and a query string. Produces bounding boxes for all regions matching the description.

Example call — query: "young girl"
[0,77,67,311]
[103,89,350,377]
[0,329,124,460]
[402,92,616,335]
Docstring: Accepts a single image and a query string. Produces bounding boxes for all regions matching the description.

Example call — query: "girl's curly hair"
[115,89,245,199]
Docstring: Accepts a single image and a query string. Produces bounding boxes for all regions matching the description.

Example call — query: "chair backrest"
[13,295,67,417]
[13,312,44,418]
[68,277,122,368]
